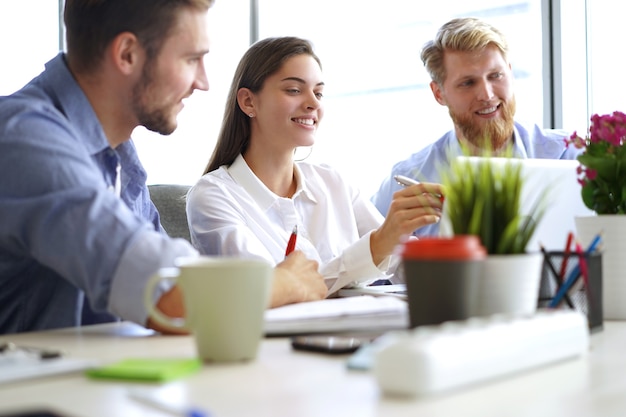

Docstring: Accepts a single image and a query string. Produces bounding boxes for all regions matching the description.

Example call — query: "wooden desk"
[0,321,625,417]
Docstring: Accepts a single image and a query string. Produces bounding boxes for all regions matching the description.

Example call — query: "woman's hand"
[271,251,327,307]
[370,182,445,264]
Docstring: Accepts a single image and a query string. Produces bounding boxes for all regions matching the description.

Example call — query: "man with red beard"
[371,17,581,237]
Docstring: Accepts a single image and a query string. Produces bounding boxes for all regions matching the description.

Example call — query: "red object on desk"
[558,232,574,283]
[285,225,298,257]
[575,241,589,286]
[401,235,486,260]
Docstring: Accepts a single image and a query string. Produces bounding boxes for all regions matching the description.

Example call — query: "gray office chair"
[148,184,192,242]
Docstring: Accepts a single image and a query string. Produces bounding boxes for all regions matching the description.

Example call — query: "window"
[257,0,545,197]
[586,2,626,120]
[132,0,250,185]
[0,2,60,95]
[6,1,617,199]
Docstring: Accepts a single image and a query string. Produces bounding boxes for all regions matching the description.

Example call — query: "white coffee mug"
[144,256,273,362]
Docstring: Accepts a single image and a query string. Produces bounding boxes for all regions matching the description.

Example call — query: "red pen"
[558,231,574,283]
[575,240,589,286]
[285,225,298,257]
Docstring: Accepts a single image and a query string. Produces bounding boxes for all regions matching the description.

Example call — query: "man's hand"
[147,252,326,332]
[145,285,188,335]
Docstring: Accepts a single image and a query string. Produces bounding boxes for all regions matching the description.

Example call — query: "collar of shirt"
[44,53,147,208]
[227,154,317,211]
[43,54,111,157]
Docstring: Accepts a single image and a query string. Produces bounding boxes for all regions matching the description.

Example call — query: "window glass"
[258,0,544,198]
[132,0,250,185]
[586,3,626,119]
[0,2,60,94]
[1,1,547,198]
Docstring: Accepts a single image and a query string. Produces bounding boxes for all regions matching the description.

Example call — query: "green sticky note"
[86,358,202,382]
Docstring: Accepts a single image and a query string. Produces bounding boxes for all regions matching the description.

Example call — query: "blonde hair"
[420,17,509,85]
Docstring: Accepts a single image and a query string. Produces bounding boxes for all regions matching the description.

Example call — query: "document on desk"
[264,295,408,335]
[0,355,98,385]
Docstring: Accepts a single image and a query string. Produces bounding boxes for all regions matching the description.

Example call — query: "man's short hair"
[420,17,509,85]
[64,0,214,74]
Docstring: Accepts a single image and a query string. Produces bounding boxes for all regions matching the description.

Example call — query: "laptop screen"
[439,157,595,252]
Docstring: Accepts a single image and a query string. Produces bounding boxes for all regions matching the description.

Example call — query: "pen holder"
[539,251,603,332]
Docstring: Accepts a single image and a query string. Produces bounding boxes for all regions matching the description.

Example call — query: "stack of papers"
[264,295,408,335]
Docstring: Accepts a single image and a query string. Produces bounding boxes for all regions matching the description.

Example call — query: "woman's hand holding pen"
[272,251,327,307]
[370,181,445,265]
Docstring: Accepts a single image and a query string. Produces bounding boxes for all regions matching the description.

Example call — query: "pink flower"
[565,131,586,149]
[585,168,597,180]
[564,110,626,214]
[589,112,626,146]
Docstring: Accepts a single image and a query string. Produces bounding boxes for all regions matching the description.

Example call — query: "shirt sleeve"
[186,176,278,262]
[321,185,400,294]
[0,107,198,326]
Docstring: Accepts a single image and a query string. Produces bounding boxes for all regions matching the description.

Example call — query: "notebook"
[338,284,407,300]
[263,295,408,335]
[440,157,595,251]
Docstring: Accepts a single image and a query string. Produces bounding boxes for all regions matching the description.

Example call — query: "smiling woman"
[186,36,444,295]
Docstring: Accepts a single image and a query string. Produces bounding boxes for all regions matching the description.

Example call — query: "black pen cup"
[539,251,603,332]
[401,236,487,328]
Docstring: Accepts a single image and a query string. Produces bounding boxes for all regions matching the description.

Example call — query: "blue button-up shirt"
[370,122,583,237]
[0,53,197,334]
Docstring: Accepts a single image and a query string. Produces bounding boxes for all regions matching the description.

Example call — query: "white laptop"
[439,157,595,252]
[341,157,593,298]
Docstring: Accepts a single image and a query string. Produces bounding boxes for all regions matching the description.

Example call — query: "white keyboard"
[373,309,589,397]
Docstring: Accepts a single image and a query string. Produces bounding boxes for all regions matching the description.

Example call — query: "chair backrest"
[148,184,192,242]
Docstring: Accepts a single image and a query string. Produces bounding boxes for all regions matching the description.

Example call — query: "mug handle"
[144,267,189,332]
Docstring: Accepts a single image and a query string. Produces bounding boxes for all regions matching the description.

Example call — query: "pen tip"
[292,225,298,233]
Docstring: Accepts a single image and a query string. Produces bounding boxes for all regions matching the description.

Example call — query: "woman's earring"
[248,113,254,118]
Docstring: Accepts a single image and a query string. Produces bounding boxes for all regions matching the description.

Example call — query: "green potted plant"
[566,111,626,215]
[439,150,548,316]
[441,153,548,254]
[566,110,626,319]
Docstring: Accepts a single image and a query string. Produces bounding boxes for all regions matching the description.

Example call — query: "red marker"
[285,225,298,257]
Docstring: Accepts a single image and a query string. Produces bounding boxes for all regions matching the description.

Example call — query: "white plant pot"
[476,253,544,316]
[575,215,626,319]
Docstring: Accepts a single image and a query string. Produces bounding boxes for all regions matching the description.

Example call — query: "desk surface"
[0,321,625,417]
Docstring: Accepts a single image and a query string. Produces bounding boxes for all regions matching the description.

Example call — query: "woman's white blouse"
[186,154,398,294]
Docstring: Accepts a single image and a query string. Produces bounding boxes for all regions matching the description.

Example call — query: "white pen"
[394,175,445,203]
[394,175,420,187]
[128,389,210,417]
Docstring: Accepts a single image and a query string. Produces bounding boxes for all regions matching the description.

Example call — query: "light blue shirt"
[0,53,197,334]
[370,122,582,237]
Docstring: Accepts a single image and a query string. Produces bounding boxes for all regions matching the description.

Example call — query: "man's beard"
[132,61,177,136]
[450,97,516,152]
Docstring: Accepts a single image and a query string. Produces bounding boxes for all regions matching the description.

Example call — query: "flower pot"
[575,215,626,319]
[402,236,487,327]
[475,253,544,316]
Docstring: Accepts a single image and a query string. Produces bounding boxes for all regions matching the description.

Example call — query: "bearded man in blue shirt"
[371,17,581,237]
[0,0,326,335]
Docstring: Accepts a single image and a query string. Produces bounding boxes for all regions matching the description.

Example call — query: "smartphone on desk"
[291,335,371,354]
